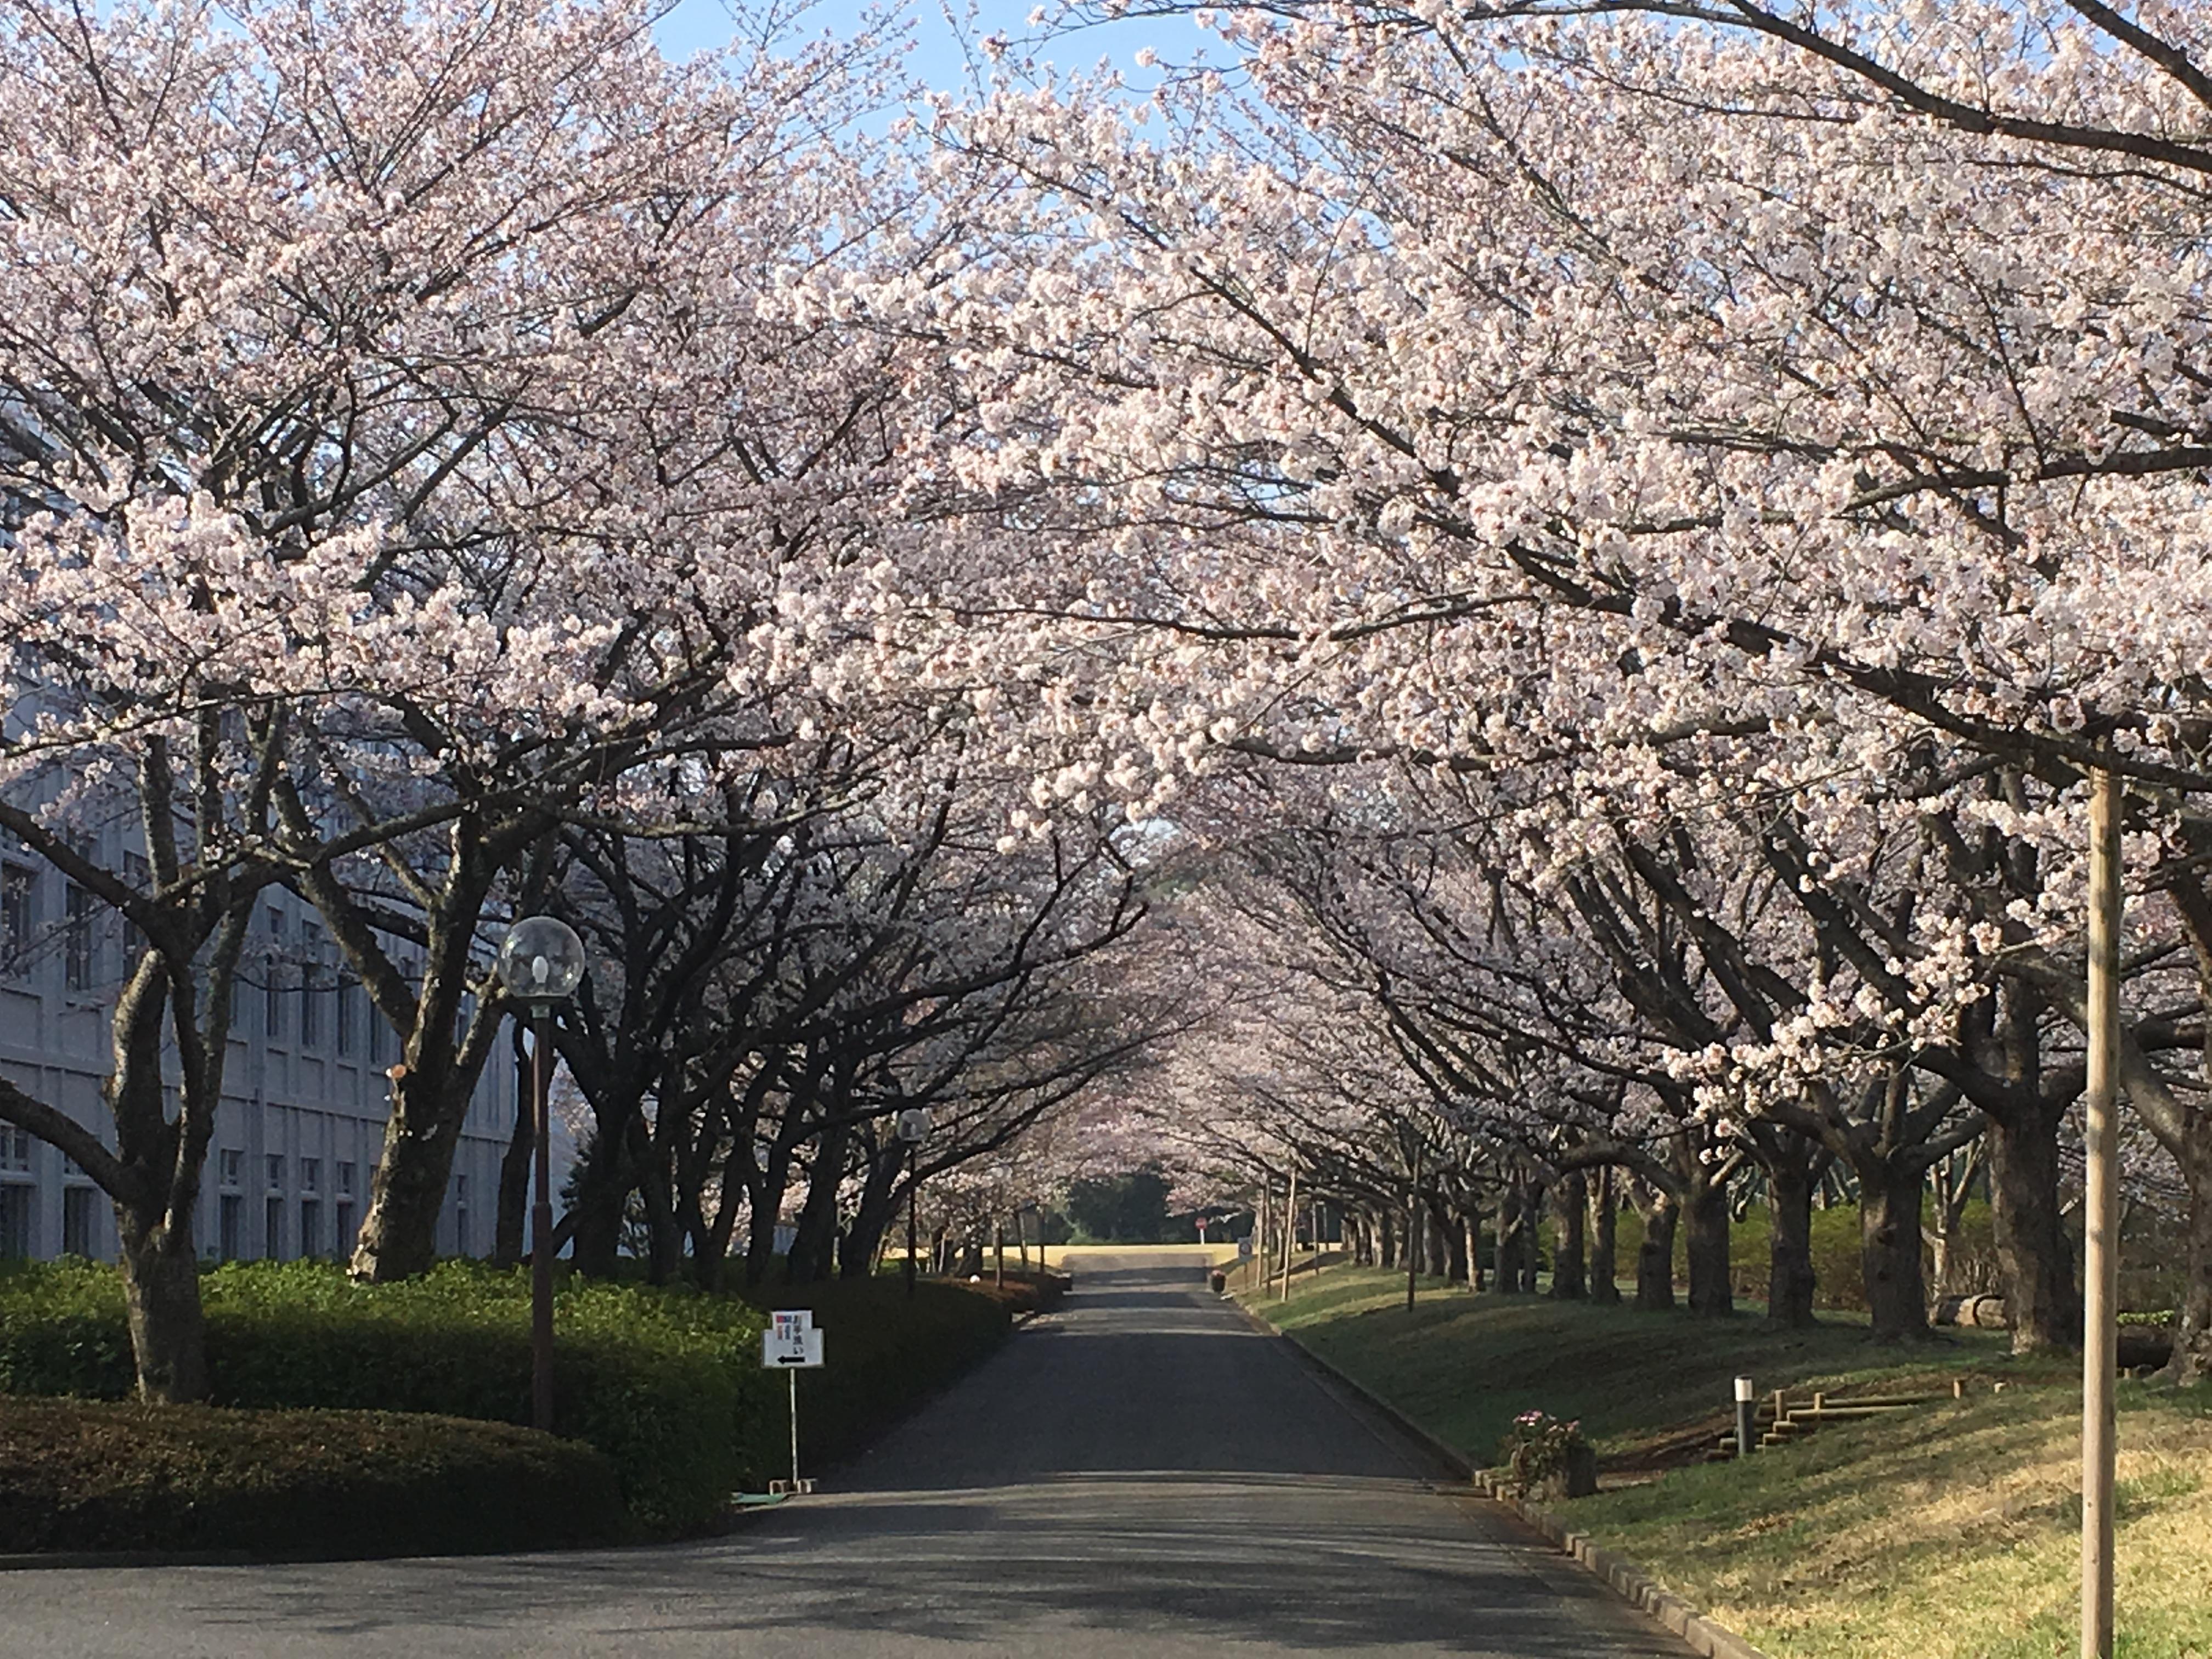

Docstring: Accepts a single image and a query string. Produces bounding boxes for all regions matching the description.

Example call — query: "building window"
[336,1160,356,1197]
[61,1186,94,1257]
[0,1184,31,1257]
[264,908,285,1039]
[219,1149,244,1187]
[300,963,321,1049]
[368,1006,389,1066]
[336,1200,356,1254]
[336,980,356,1058]
[219,1193,243,1261]
[266,1153,285,1190]
[300,1198,321,1259]
[1,864,32,970]
[301,1158,320,1194]
[1,1127,32,1173]
[264,1194,284,1260]
[121,852,150,966]
[64,882,95,991]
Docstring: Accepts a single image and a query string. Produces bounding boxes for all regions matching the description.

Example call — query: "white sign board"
[763,1311,825,1368]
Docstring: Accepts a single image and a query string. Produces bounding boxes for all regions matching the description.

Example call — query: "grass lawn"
[1245,1266,2212,1659]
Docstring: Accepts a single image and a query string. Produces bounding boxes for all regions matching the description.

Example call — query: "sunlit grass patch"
[1250,1265,2211,1659]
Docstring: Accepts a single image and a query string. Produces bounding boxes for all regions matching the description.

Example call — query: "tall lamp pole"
[2083,771,2123,1659]
[896,1108,932,1298]
[495,916,586,1434]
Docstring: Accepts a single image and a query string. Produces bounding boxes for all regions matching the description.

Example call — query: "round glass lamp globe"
[496,916,587,1004]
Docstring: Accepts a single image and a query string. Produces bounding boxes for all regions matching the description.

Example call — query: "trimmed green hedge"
[0,1259,776,1536]
[0,1395,624,1556]
[736,1276,1012,1471]
[0,1259,1018,1538]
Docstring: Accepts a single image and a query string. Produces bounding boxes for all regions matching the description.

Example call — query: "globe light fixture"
[495,915,586,1012]
[496,914,587,1434]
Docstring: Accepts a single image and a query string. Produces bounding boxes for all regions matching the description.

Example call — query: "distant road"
[0,1250,1688,1656]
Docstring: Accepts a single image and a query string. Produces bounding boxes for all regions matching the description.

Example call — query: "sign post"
[763,1310,826,1494]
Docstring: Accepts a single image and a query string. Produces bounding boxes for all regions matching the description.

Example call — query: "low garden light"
[495,915,586,1433]
[1734,1375,1757,1459]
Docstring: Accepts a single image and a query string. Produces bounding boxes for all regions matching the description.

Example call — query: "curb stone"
[1235,1293,1775,1659]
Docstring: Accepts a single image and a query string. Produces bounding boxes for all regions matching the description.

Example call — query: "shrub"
[0,1259,776,1537]
[1497,1409,1590,1498]
[0,1395,624,1556]
[736,1276,1010,1472]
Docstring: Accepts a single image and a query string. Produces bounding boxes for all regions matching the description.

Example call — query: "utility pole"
[2083,769,2122,1659]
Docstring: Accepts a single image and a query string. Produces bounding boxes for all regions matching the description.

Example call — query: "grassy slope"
[1247,1267,2212,1659]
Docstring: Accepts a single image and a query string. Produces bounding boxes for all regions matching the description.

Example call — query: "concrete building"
[0,828,518,1265]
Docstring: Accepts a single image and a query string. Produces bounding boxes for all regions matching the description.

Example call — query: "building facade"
[0,832,518,1266]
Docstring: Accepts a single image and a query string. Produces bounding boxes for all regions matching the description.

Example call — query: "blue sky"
[651,0,1193,94]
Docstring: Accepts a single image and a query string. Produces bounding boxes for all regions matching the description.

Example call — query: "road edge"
[1233,1291,1775,1659]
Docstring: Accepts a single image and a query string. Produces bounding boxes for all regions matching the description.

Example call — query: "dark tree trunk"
[1491,1185,1523,1295]
[1378,1207,1395,1269]
[1987,1107,2080,1355]
[352,1067,471,1282]
[1766,1161,1819,1327]
[1551,1171,1588,1299]
[1684,1178,1734,1317]
[840,1146,906,1279]
[1634,1187,1678,1312]
[1444,1203,1470,1284]
[783,1119,850,1283]
[351,997,499,1282]
[742,1135,798,1284]
[626,1114,681,1286]
[1588,1169,1621,1305]
[566,1121,633,1279]
[2166,1111,2212,1387]
[1518,1181,1543,1293]
[1860,1161,1932,1341]
[117,1214,207,1404]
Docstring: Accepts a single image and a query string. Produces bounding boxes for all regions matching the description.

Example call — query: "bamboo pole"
[2083,769,2122,1659]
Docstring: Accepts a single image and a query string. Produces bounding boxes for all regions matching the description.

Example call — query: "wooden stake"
[1406,1146,1421,1314]
[2083,768,2122,1659]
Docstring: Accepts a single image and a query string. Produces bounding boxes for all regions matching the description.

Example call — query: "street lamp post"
[495,916,586,1434]
[895,1108,932,1299]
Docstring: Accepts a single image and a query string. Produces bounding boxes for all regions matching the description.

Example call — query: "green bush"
[0,1257,134,1399]
[0,1260,1018,1531]
[737,1276,1011,1471]
[0,1259,776,1536]
[0,1395,623,1556]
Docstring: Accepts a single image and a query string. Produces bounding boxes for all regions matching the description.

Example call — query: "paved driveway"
[0,1252,1689,1657]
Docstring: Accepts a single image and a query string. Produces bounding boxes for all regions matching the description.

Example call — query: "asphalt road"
[0,1252,1689,1657]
